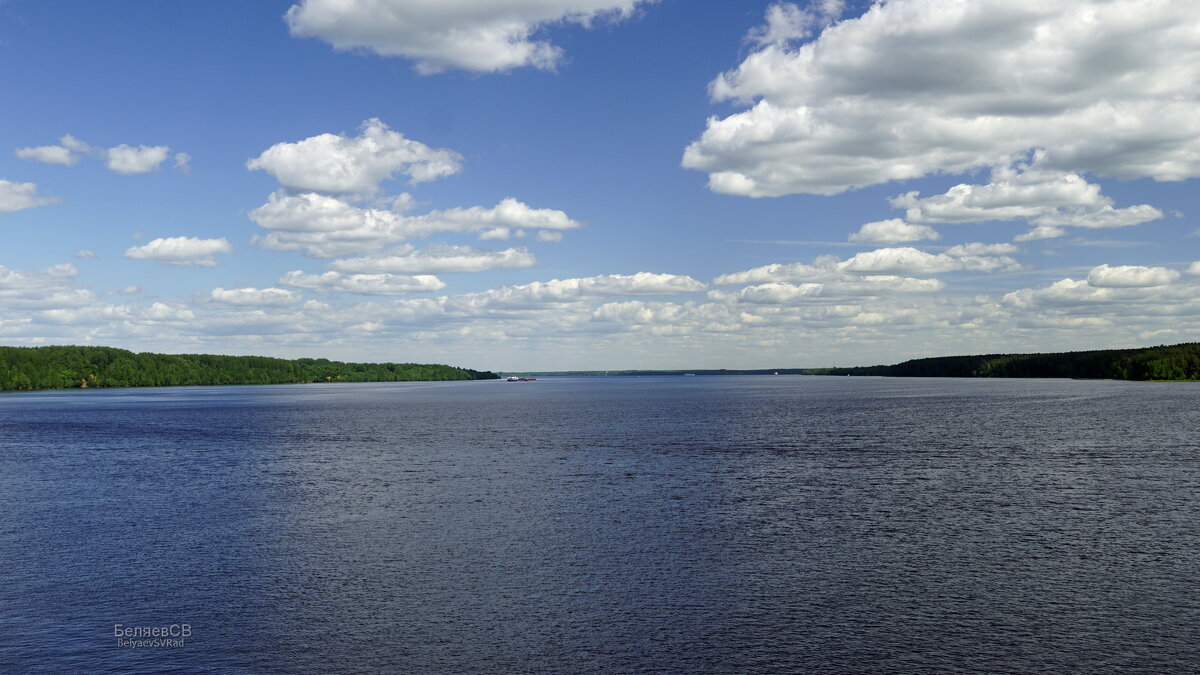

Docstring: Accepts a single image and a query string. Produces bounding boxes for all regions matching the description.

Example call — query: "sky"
[2,0,1198,371]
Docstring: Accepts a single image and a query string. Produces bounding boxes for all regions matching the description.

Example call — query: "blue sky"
[2,0,1198,370]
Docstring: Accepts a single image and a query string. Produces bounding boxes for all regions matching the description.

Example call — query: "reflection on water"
[1,377,1198,673]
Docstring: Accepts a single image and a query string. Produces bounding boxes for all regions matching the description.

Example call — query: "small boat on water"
[506,376,537,382]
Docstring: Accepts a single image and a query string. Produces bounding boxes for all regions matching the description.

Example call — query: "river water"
[1,376,1197,673]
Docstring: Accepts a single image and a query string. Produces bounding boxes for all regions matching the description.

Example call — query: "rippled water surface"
[1,376,1198,673]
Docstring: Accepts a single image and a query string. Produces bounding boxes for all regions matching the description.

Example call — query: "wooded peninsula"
[0,345,498,391]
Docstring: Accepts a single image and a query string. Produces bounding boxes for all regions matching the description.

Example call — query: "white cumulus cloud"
[749,0,844,46]
[683,0,1200,196]
[710,276,943,306]
[890,158,1163,240]
[285,0,657,74]
[250,192,582,257]
[15,146,77,166]
[849,218,940,244]
[1086,264,1180,288]
[1028,204,1164,231]
[279,270,446,296]
[1014,225,1067,242]
[0,263,95,310]
[944,243,1018,257]
[247,118,462,195]
[211,287,303,307]
[839,247,1020,276]
[0,180,60,213]
[713,259,838,286]
[569,272,706,296]
[14,135,89,166]
[443,272,706,311]
[124,237,234,267]
[16,134,182,174]
[894,161,1111,225]
[1000,277,1196,311]
[330,245,536,274]
[106,144,171,174]
[714,246,1020,303]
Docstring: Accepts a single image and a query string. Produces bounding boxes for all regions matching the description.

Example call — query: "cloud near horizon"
[714,244,1021,285]
[7,250,1200,370]
[0,263,95,310]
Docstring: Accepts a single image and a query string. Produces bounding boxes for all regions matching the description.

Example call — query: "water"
[1,376,1197,673]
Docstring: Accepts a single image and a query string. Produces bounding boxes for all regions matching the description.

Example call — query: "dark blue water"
[1,376,1197,673]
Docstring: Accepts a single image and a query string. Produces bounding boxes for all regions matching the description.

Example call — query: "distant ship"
[506,376,537,382]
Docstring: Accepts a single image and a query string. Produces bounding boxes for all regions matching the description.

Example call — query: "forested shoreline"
[0,346,498,391]
[14,342,1194,391]
[809,343,1200,381]
[515,343,1200,381]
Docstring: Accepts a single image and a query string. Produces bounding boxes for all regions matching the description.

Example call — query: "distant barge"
[506,376,538,382]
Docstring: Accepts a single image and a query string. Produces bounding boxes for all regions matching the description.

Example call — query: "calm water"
[1,376,1197,673]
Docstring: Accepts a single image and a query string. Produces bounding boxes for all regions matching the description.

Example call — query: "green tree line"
[810,342,1200,381]
[0,345,498,391]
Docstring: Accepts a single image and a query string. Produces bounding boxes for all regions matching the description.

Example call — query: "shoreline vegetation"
[808,342,1200,380]
[0,346,498,392]
[4,342,1197,392]
[512,342,1200,382]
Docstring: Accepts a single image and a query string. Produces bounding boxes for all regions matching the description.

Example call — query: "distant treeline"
[0,345,498,391]
[510,368,813,377]
[809,343,1200,381]
[513,343,1200,381]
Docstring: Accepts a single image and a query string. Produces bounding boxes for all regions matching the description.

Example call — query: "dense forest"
[810,343,1200,381]
[0,345,498,391]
